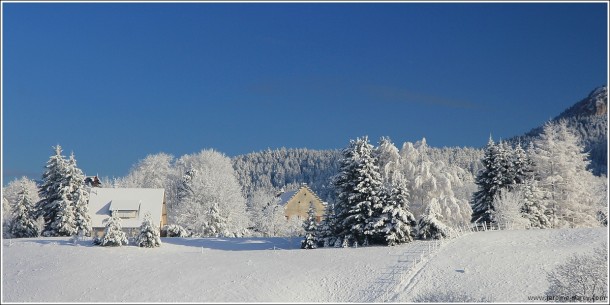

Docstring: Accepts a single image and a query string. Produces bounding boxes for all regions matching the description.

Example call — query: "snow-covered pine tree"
[49,185,77,237]
[37,145,69,236]
[10,182,40,238]
[301,204,318,249]
[316,202,337,247]
[332,136,385,245]
[331,140,359,241]
[99,212,129,247]
[519,179,550,229]
[495,141,517,188]
[470,137,500,227]
[66,153,91,237]
[136,212,162,248]
[512,142,534,185]
[204,201,229,237]
[418,199,453,240]
[383,173,417,246]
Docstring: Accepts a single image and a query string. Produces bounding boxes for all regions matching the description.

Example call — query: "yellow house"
[277,184,326,222]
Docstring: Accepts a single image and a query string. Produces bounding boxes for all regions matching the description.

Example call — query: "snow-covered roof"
[277,190,298,206]
[88,188,165,229]
[109,200,140,211]
[276,184,325,206]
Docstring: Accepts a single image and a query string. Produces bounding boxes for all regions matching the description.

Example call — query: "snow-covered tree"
[37,145,69,235]
[116,152,181,213]
[301,204,318,249]
[332,136,385,245]
[66,153,91,237]
[2,196,11,238]
[172,149,250,237]
[546,243,608,300]
[204,201,229,237]
[99,212,128,247]
[136,212,162,248]
[116,152,174,189]
[375,136,401,188]
[519,179,550,229]
[418,199,453,240]
[161,224,191,237]
[512,142,534,185]
[400,139,472,228]
[246,188,285,237]
[494,141,517,188]
[316,202,337,247]
[531,120,599,228]
[10,182,40,238]
[491,189,530,229]
[3,177,41,238]
[382,173,417,246]
[470,137,501,227]
[49,185,77,237]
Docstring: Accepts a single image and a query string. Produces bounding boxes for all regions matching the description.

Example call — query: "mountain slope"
[511,85,608,176]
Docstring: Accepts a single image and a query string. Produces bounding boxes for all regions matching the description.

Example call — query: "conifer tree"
[301,204,318,249]
[519,179,550,228]
[383,173,417,246]
[37,145,69,235]
[418,199,453,240]
[50,186,77,236]
[10,182,40,238]
[495,141,517,188]
[99,212,129,247]
[137,212,162,248]
[471,137,500,227]
[316,202,337,247]
[512,142,534,185]
[205,201,229,237]
[332,136,385,245]
[67,153,91,237]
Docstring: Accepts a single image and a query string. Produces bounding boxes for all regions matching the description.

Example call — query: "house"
[88,188,167,237]
[84,176,102,187]
[277,184,326,222]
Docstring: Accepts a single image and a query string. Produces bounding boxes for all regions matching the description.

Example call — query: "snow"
[88,188,165,229]
[2,227,606,302]
[392,227,607,302]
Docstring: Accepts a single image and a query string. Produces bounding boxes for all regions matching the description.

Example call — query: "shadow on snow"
[161,236,303,251]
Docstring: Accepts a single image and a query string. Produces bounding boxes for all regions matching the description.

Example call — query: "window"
[115,210,137,219]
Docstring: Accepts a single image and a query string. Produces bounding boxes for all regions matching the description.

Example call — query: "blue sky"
[2,2,608,185]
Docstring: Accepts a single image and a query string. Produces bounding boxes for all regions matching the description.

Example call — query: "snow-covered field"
[2,227,607,303]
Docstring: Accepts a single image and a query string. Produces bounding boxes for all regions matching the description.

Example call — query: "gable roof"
[88,188,165,229]
[277,190,298,206]
[276,184,325,206]
[109,200,140,211]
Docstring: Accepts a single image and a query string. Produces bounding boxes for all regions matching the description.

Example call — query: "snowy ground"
[2,227,607,303]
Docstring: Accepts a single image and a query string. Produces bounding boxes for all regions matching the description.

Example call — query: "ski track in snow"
[2,227,606,302]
